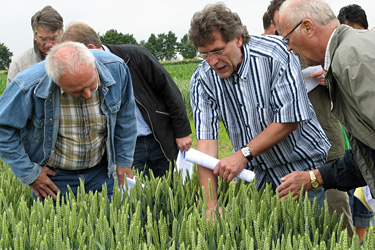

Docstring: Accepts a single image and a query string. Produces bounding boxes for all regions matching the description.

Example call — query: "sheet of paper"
[302,65,322,93]
[115,173,144,199]
[364,185,375,212]
[183,148,255,182]
[176,150,193,183]
[354,186,375,212]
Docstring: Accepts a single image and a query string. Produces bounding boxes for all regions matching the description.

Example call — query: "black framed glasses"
[199,43,228,60]
[282,21,302,45]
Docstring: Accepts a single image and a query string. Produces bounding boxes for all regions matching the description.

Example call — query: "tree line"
[99,29,197,61]
[0,30,197,70]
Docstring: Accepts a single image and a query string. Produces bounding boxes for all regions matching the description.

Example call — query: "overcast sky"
[1,0,375,57]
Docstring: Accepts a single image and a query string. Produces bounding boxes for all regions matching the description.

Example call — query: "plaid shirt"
[47,89,107,170]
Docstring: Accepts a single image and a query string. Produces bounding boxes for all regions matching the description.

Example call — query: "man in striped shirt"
[188,3,330,213]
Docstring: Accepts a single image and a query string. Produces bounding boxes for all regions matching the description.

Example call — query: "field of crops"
[1,63,375,249]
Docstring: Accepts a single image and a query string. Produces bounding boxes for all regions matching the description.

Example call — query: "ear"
[34,33,37,41]
[87,44,97,49]
[301,19,315,37]
[235,35,243,47]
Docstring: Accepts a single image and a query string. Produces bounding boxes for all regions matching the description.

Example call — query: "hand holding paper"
[182,148,255,183]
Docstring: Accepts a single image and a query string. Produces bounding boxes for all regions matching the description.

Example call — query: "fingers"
[178,141,192,151]
[116,166,134,188]
[176,136,192,151]
[310,69,323,78]
[30,168,60,201]
[30,184,59,201]
[213,162,237,183]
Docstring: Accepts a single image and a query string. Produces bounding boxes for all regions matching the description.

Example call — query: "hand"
[277,171,311,200]
[213,150,247,182]
[175,135,192,151]
[117,166,134,187]
[311,69,327,86]
[29,166,59,201]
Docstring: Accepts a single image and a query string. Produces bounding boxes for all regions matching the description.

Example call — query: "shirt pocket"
[31,115,45,141]
[256,105,274,127]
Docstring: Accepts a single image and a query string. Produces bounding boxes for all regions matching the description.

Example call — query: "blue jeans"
[33,158,114,201]
[348,189,375,227]
[133,134,173,178]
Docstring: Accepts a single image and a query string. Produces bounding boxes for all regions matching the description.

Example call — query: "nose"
[207,56,219,66]
[82,88,92,99]
[286,44,292,52]
[45,40,54,48]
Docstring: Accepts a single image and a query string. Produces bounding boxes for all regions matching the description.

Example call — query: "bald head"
[45,42,96,84]
[279,0,338,29]
[278,0,339,66]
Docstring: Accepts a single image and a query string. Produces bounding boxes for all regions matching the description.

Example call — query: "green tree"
[177,34,197,59]
[99,29,138,45]
[163,31,178,61]
[0,42,13,70]
[144,31,177,61]
[144,33,163,60]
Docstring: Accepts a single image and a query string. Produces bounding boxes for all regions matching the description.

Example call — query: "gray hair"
[189,2,250,47]
[31,5,63,35]
[45,42,96,84]
[280,0,337,30]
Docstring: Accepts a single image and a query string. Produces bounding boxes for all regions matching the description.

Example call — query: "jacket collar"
[33,40,45,61]
[328,25,350,63]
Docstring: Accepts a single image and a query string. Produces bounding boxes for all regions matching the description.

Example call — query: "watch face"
[241,147,250,157]
[312,180,319,189]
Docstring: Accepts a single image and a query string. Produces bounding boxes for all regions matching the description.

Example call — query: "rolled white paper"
[183,148,255,182]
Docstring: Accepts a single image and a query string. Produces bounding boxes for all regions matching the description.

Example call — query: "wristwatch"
[240,146,253,162]
[309,171,319,189]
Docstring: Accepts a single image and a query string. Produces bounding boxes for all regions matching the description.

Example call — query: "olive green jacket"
[325,24,375,195]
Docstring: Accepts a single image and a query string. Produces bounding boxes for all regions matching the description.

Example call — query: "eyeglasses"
[36,35,59,43]
[282,21,302,45]
[199,43,228,60]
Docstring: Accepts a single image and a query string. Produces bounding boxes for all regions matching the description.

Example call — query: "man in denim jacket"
[0,42,137,201]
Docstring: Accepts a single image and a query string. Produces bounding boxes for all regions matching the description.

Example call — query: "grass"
[164,61,233,159]
[0,71,6,95]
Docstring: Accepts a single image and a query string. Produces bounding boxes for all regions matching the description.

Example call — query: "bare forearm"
[248,122,298,157]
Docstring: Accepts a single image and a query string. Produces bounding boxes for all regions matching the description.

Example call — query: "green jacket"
[325,24,375,195]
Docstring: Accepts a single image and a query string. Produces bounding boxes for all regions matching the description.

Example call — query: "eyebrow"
[68,76,97,94]
[199,45,226,54]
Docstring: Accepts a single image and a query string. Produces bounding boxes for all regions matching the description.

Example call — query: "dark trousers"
[132,134,174,178]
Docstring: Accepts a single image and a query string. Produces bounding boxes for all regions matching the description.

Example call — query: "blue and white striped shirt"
[190,35,330,187]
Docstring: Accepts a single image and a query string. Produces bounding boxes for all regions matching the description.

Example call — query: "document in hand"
[302,65,322,93]
[176,148,255,183]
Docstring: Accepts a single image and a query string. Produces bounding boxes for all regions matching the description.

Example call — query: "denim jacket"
[0,49,137,185]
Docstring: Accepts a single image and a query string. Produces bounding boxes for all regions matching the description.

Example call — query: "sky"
[1,0,375,57]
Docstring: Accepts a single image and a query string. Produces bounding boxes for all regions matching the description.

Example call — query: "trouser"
[326,189,354,237]
[33,157,114,201]
[348,189,375,228]
[133,134,174,178]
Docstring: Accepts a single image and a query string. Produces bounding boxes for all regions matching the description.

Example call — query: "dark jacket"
[104,44,191,161]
